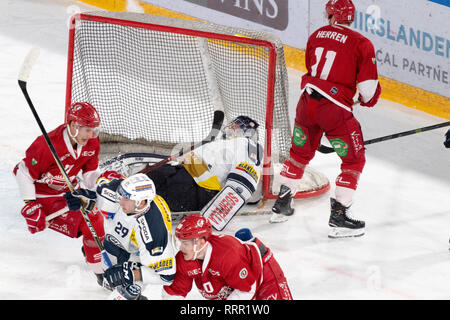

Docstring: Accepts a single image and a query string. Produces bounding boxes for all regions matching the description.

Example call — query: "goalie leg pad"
[201,185,245,231]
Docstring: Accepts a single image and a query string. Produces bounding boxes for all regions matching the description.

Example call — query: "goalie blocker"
[201,185,246,231]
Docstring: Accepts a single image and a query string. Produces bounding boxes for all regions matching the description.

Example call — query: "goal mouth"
[66,11,329,201]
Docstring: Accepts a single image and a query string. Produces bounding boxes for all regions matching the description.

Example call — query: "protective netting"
[68,12,291,162]
[66,12,318,198]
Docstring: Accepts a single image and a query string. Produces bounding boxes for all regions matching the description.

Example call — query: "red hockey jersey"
[163,234,263,300]
[301,24,379,111]
[14,124,100,199]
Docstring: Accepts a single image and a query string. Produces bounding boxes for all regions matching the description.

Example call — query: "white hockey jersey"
[98,184,176,285]
[182,136,263,200]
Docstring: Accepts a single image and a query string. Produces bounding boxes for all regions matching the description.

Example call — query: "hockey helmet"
[66,102,101,128]
[118,173,156,214]
[326,0,355,24]
[223,115,259,139]
[175,214,212,240]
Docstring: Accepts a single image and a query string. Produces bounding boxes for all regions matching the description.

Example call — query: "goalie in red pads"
[13,102,106,282]
[162,214,292,300]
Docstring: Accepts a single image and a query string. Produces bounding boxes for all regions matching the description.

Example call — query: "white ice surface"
[1,0,449,300]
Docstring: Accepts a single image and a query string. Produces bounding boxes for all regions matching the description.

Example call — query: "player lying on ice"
[64,173,177,300]
[162,214,293,300]
[146,115,263,231]
[13,102,108,285]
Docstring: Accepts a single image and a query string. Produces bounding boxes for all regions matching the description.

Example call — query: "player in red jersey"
[162,214,292,300]
[13,102,107,283]
[271,0,381,238]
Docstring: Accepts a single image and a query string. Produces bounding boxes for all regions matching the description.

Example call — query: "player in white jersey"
[64,173,176,300]
[147,116,263,230]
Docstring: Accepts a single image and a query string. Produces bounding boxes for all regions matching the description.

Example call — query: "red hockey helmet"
[175,214,212,240]
[326,0,355,24]
[66,102,100,128]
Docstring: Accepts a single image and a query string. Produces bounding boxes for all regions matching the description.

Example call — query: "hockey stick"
[18,48,113,268]
[138,110,225,174]
[318,121,450,154]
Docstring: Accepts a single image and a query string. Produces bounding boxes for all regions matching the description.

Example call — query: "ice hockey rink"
[1,0,449,300]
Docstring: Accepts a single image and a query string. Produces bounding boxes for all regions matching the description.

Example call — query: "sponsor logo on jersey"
[105,234,126,251]
[208,268,221,277]
[31,158,38,166]
[148,258,173,272]
[236,161,258,181]
[137,216,152,244]
[187,268,202,277]
[151,247,163,255]
[60,153,71,162]
[82,150,96,157]
[37,171,77,190]
[239,268,248,279]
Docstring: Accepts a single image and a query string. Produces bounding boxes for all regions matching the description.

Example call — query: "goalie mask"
[117,173,156,215]
[222,116,259,140]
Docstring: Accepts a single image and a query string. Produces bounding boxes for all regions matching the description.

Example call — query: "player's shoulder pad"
[137,196,172,256]
[97,178,122,201]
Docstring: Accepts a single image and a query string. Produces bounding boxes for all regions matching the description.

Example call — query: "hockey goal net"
[66,11,329,202]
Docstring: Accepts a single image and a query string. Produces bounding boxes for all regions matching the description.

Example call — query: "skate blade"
[269,212,288,224]
[328,227,365,238]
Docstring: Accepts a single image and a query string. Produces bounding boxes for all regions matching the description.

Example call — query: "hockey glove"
[63,189,97,214]
[444,129,450,148]
[109,284,146,300]
[21,201,46,234]
[104,261,141,288]
[358,82,381,108]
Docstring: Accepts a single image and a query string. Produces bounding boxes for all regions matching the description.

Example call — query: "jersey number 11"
[311,47,337,81]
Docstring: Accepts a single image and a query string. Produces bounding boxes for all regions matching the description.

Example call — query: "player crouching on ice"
[162,214,292,300]
[147,115,263,231]
[64,173,177,300]
[13,102,107,285]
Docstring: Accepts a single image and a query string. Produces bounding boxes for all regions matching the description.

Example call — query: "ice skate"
[270,185,294,223]
[328,198,365,238]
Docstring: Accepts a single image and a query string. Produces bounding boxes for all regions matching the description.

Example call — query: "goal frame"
[65,13,330,200]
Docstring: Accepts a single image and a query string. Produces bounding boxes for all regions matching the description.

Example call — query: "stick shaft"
[318,121,450,154]
[18,49,112,267]
[139,110,224,174]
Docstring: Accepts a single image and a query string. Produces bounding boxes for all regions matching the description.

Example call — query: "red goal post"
[65,11,329,201]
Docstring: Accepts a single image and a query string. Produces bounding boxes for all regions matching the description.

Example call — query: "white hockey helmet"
[118,173,156,214]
